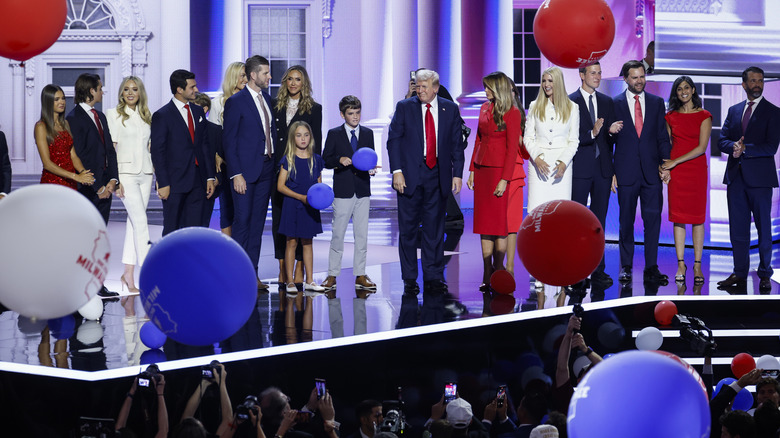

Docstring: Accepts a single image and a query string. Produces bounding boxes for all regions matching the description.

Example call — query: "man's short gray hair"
[415,69,440,87]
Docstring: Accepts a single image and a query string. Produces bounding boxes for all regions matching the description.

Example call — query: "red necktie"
[184,104,198,166]
[634,95,643,138]
[425,103,436,169]
[90,108,105,144]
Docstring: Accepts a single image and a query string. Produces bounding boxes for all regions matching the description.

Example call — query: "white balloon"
[635,326,664,351]
[78,296,104,320]
[0,185,110,319]
[76,320,104,345]
[756,354,780,371]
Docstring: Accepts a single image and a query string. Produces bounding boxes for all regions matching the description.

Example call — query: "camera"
[673,314,717,356]
[236,395,259,421]
[137,364,162,391]
[379,400,406,436]
[201,360,221,381]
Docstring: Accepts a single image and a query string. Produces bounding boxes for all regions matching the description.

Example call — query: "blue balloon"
[732,387,754,411]
[140,321,167,349]
[139,228,257,346]
[140,348,167,365]
[602,353,615,359]
[352,148,378,171]
[712,377,736,399]
[307,183,334,210]
[568,351,709,438]
[48,315,75,339]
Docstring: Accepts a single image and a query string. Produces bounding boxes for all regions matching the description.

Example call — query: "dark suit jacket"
[205,120,223,185]
[223,87,277,183]
[150,100,214,193]
[322,124,374,198]
[66,105,118,191]
[717,97,780,187]
[272,100,323,159]
[0,132,10,194]
[387,95,465,197]
[611,91,671,185]
[569,89,616,179]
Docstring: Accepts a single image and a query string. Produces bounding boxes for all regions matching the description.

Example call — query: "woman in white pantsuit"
[106,76,153,315]
[523,66,579,307]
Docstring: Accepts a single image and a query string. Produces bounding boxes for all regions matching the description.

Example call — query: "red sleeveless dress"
[40,131,77,190]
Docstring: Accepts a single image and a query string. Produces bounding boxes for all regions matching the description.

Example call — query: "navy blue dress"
[278,154,324,238]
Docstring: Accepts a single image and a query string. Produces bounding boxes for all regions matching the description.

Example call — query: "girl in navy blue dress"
[277,121,326,293]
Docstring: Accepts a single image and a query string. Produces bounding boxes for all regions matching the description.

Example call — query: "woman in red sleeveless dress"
[36,85,94,189]
[662,76,712,285]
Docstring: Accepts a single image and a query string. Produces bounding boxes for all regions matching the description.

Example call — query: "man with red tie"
[387,69,465,294]
[151,69,215,236]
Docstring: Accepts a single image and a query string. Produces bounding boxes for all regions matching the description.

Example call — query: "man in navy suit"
[223,55,276,290]
[0,131,10,199]
[569,62,622,287]
[611,60,671,284]
[151,69,215,236]
[68,73,119,223]
[717,66,780,292]
[387,69,465,294]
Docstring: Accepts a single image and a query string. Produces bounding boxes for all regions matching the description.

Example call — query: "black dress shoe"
[591,271,613,287]
[424,280,448,293]
[98,286,119,298]
[643,265,668,284]
[717,273,746,288]
[618,266,632,282]
[760,277,772,292]
[403,280,420,295]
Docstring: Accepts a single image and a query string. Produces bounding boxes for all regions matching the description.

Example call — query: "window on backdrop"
[248,6,307,99]
[512,8,541,109]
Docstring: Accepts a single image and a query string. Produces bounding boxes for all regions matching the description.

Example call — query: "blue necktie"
[589,94,600,158]
[350,129,358,152]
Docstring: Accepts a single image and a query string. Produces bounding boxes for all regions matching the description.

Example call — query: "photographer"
[222,396,264,438]
[345,399,382,438]
[553,314,602,413]
[181,361,234,436]
[116,367,169,438]
[711,368,762,438]
[259,386,339,438]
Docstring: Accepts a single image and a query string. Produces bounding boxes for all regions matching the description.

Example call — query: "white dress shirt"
[625,89,645,124]
[420,97,439,158]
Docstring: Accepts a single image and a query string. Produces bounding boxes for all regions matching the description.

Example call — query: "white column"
[222,0,244,71]
[158,0,191,107]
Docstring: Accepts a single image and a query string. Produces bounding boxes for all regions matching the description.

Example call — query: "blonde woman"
[208,62,247,237]
[106,76,153,313]
[524,67,579,305]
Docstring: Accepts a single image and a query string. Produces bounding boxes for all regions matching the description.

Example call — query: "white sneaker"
[305,282,325,292]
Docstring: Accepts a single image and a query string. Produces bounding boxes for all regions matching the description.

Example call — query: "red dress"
[40,130,77,190]
[664,109,711,224]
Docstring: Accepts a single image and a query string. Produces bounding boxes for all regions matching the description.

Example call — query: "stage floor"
[0,209,778,378]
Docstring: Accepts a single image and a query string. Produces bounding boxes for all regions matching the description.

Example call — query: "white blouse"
[208,95,225,126]
[106,107,153,175]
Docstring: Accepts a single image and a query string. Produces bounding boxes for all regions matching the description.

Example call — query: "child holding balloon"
[277,121,326,293]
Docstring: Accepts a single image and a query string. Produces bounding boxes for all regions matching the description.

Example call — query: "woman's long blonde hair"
[531,66,573,123]
[115,76,152,126]
[274,65,316,115]
[219,62,246,123]
[284,121,315,180]
[482,72,514,131]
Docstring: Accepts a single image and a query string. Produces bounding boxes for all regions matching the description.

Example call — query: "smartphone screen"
[444,382,457,403]
[496,385,507,407]
[410,71,416,82]
[315,378,326,399]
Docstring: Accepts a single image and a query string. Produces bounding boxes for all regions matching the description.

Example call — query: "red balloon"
[489,294,516,315]
[0,0,67,62]
[533,0,616,69]
[654,300,678,326]
[731,353,756,379]
[517,200,605,286]
[490,270,516,295]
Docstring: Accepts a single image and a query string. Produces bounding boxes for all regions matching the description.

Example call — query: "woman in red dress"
[662,76,712,284]
[36,84,94,189]
[466,72,522,288]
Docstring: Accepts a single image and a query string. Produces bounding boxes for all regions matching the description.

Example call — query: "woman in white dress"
[523,66,579,306]
[208,62,247,236]
[106,76,153,315]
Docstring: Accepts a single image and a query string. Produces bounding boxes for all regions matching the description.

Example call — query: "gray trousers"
[327,195,370,276]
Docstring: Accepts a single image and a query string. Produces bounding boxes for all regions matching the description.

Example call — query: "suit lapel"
[242,89,264,127]
[413,96,425,148]
[576,92,595,130]
[77,105,100,138]
[169,101,193,145]
[618,94,638,138]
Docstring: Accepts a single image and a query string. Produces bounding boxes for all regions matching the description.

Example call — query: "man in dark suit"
[387,69,465,294]
[223,55,276,290]
[150,69,215,236]
[192,92,224,228]
[611,60,671,284]
[569,62,622,287]
[68,74,120,297]
[717,66,780,292]
[0,131,10,199]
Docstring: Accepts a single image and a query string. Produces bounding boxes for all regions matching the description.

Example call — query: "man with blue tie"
[151,69,216,236]
[569,62,622,287]
[387,69,465,294]
[611,60,671,285]
[717,66,780,292]
[223,55,276,290]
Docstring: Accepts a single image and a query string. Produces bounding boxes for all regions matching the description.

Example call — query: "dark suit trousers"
[727,169,774,278]
[78,185,112,225]
[397,164,446,282]
[232,157,274,273]
[271,173,303,261]
[617,180,662,268]
[572,172,611,273]
[162,172,205,236]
